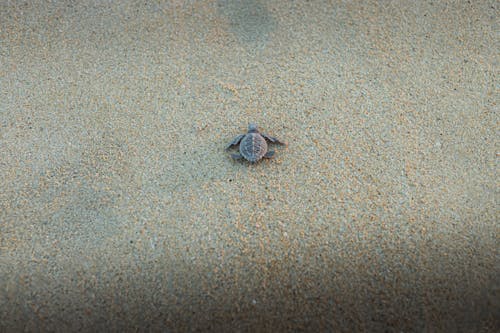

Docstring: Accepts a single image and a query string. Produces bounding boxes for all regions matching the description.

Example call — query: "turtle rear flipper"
[264,150,275,158]
[231,153,244,160]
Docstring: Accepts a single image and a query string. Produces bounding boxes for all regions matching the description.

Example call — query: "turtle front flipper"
[263,150,275,158]
[226,134,245,150]
[262,134,286,145]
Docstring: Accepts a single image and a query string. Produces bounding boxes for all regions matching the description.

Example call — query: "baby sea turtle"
[226,123,286,163]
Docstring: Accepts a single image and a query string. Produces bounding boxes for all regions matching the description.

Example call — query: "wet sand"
[0,1,498,331]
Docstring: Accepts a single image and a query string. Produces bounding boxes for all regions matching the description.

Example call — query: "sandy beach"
[1,0,498,331]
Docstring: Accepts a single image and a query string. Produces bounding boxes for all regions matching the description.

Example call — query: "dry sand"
[0,0,498,331]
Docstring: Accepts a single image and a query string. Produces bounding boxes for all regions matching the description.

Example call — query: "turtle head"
[248,123,259,133]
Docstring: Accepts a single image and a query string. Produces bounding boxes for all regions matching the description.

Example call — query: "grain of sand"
[0,1,498,332]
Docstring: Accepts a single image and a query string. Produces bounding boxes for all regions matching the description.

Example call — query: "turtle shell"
[240,133,268,162]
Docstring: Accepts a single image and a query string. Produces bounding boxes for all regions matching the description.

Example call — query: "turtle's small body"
[226,123,286,163]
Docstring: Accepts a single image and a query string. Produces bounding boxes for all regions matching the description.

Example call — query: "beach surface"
[1,0,498,331]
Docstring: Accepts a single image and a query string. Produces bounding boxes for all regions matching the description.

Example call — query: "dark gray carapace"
[226,123,286,163]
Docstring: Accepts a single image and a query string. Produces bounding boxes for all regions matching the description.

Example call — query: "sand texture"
[0,0,498,332]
